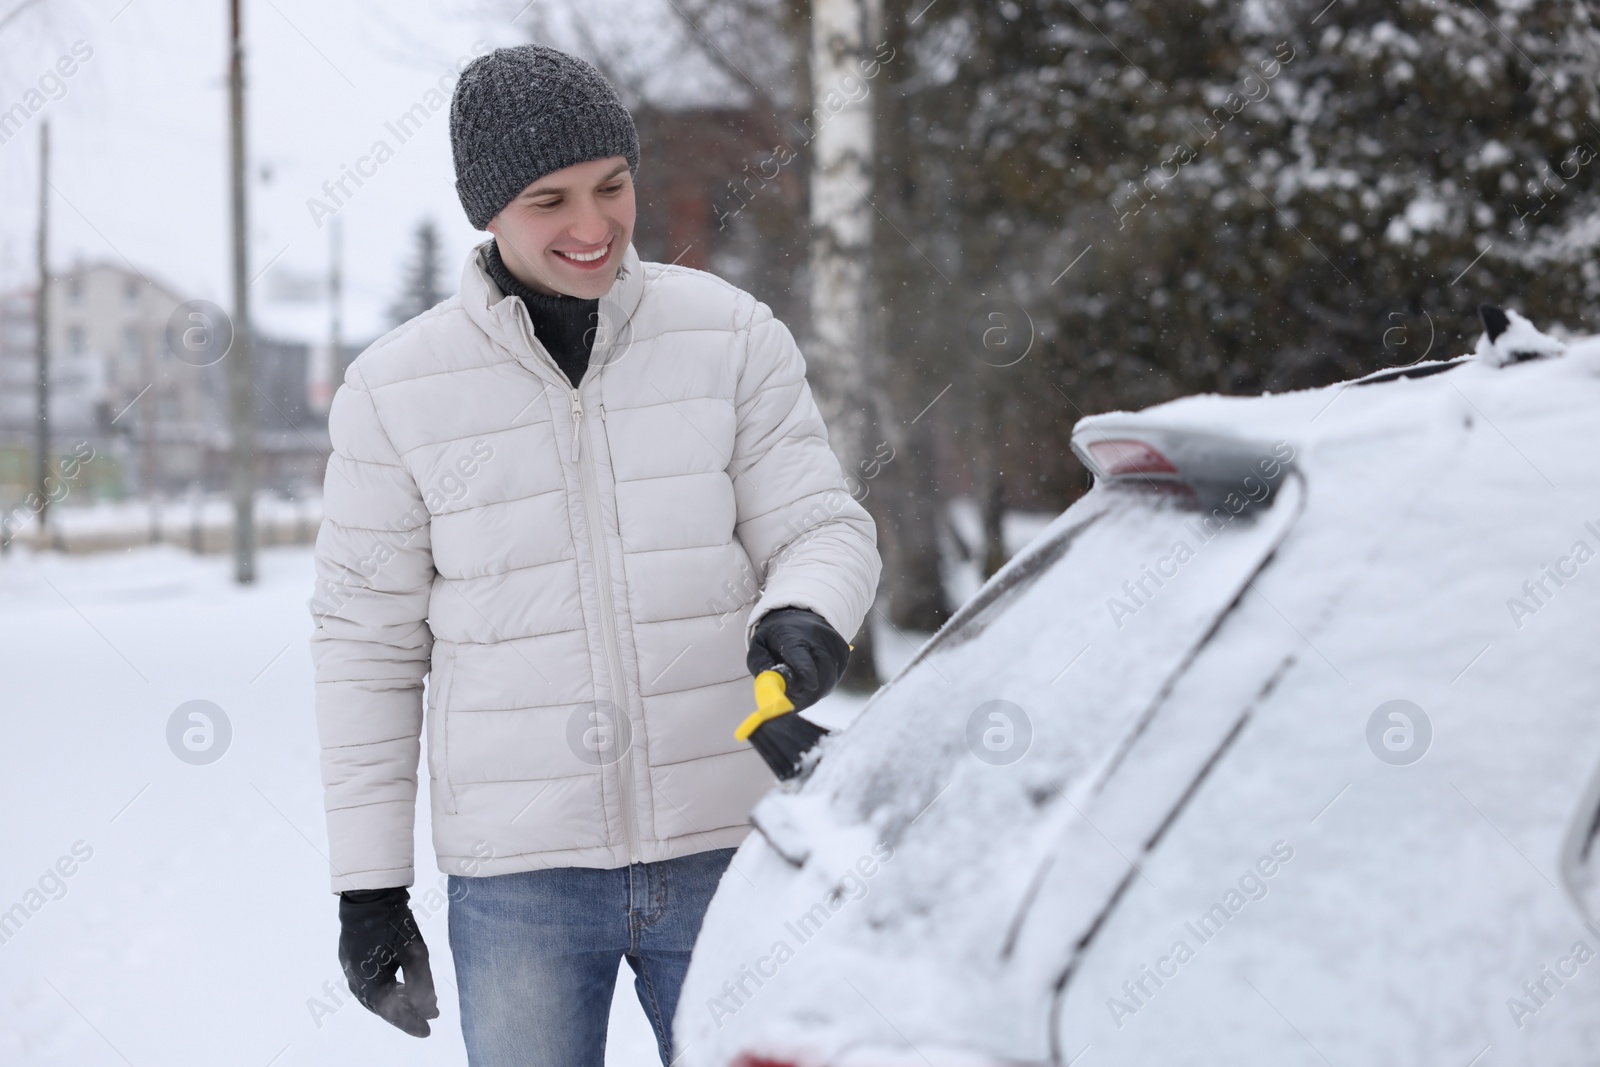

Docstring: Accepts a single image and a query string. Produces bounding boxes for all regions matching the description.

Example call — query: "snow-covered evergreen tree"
[388,219,445,327]
[881,0,1600,512]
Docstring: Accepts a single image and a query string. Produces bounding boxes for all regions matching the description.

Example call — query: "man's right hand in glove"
[747,606,851,713]
[338,887,440,1038]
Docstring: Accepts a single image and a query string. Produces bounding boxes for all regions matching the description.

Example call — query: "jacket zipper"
[511,291,642,863]
[571,384,641,864]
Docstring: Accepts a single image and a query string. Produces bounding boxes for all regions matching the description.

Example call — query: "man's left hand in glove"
[338,887,441,1038]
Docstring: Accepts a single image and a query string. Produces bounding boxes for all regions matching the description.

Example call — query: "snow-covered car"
[674,309,1600,1067]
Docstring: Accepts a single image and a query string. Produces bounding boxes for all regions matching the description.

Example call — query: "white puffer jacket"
[308,241,881,893]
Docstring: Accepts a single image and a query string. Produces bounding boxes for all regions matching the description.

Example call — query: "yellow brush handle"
[732,644,853,742]
[734,669,796,741]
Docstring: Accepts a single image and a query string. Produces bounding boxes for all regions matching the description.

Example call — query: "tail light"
[1084,438,1177,476]
[1071,419,1296,512]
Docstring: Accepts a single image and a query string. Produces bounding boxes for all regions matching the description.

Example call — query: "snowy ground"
[0,541,897,1066]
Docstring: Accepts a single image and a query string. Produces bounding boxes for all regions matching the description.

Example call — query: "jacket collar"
[459,237,645,383]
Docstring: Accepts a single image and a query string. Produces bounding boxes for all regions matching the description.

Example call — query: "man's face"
[486,155,636,300]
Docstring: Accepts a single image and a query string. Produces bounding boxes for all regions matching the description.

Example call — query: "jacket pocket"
[428,646,460,815]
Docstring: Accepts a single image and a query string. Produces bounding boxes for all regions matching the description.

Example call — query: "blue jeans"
[447,847,737,1066]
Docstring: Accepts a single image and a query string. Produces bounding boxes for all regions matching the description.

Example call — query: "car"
[672,308,1600,1067]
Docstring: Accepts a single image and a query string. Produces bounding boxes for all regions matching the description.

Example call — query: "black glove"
[338,887,440,1038]
[746,607,851,713]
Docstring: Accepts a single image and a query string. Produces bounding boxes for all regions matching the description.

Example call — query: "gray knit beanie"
[449,45,640,231]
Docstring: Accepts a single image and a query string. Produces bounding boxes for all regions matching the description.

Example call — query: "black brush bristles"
[749,713,830,781]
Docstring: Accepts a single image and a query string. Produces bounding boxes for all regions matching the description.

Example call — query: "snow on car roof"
[1085,333,1600,451]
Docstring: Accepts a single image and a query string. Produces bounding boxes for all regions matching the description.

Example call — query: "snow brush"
[734,664,829,781]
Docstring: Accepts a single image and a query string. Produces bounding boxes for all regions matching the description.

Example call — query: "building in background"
[0,260,335,503]
[629,105,804,327]
[229,333,332,497]
[0,288,39,429]
[61,262,207,496]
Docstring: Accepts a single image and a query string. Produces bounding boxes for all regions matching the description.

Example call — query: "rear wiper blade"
[1352,356,1471,387]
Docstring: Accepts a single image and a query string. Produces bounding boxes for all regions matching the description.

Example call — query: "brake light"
[1085,438,1177,476]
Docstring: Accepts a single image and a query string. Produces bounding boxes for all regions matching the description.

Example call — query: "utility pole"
[34,119,50,539]
[809,0,886,689]
[228,0,256,583]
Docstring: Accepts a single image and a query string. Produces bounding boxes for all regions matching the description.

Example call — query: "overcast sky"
[0,0,663,347]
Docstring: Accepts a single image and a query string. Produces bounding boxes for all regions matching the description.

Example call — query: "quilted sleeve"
[730,300,883,648]
[307,363,436,894]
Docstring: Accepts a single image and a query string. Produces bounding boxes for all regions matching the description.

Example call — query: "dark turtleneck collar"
[482,240,599,390]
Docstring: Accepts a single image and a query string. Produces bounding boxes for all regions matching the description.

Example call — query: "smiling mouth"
[553,240,612,266]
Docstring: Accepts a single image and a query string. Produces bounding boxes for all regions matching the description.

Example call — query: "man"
[307,43,881,1066]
